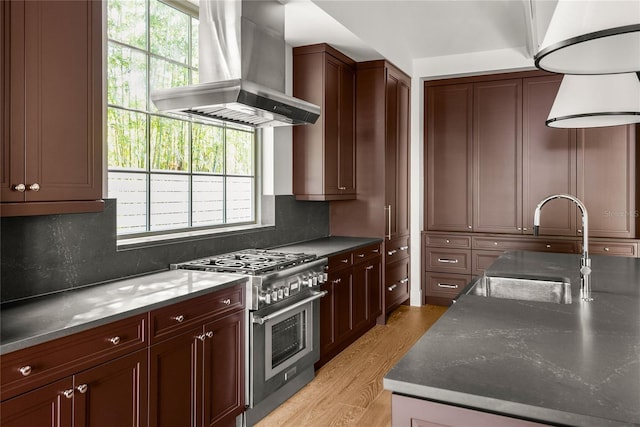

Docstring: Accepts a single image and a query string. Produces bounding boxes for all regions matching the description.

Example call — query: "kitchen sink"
[464,275,572,304]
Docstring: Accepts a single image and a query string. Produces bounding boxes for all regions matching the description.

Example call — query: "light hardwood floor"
[255,304,448,427]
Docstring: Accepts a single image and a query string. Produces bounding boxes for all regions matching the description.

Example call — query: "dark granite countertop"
[384,251,640,427]
[272,236,383,258]
[0,236,379,356]
[0,270,248,355]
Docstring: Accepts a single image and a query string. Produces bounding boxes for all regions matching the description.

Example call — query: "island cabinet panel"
[330,60,411,318]
[1,0,103,217]
[392,394,548,427]
[293,43,356,200]
[0,378,73,427]
[577,124,636,238]
[317,243,382,368]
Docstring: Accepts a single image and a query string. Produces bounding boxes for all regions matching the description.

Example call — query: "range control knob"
[312,274,319,286]
[271,290,278,302]
[259,291,271,305]
[283,286,290,297]
[277,288,284,299]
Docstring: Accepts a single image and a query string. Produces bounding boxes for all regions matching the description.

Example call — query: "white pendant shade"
[535,0,640,74]
[546,73,640,128]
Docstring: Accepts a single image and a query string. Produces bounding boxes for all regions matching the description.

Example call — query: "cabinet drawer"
[424,248,471,274]
[352,243,382,264]
[472,237,576,253]
[472,250,503,276]
[425,272,472,299]
[386,235,410,263]
[424,234,471,249]
[327,251,353,271]
[385,259,410,309]
[585,241,638,257]
[1,314,146,401]
[150,284,245,344]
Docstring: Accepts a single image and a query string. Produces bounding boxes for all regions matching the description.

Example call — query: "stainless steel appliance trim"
[252,290,327,325]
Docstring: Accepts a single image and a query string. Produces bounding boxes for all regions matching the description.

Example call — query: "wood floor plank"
[254,305,448,427]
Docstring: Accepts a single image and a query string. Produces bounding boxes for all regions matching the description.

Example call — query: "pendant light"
[546,73,640,128]
[535,0,640,75]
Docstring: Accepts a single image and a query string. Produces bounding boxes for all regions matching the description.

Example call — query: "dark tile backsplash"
[1,196,329,302]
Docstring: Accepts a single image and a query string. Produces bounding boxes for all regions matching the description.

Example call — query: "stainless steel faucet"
[533,194,593,302]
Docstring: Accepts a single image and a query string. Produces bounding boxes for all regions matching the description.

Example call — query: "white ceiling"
[284,0,559,77]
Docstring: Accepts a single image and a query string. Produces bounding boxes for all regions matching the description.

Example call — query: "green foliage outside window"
[107,0,256,235]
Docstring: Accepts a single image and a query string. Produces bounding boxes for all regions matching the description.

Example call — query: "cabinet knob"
[399,246,409,251]
[63,389,74,399]
[338,186,347,190]
[445,239,450,243]
[388,250,397,256]
[76,384,88,394]
[523,228,528,231]
[604,247,610,252]
[29,183,40,192]
[387,284,398,292]
[546,244,551,249]
[13,184,26,192]
[222,298,231,305]
[357,253,365,258]
[206,331,214,339]
[366,265,374,271]
[19,365,32,376]
[400,278,409,284]
[340,259,349,263]
[172,315,185,323]
[108,336,121,345]
[197,333,207,341]
[468,225,472,229]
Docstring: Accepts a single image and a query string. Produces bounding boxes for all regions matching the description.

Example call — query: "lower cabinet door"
[203,311,245,427]
[150,326,202,427]
[351,262,370,333]
[0,378,73,427]
[74,349,148,427]
[366,256,383,322]
[333,268,354,346]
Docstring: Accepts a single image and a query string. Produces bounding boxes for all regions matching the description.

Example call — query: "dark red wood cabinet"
[293,43,356,201]
[149,286,246,427]
[317,243,382,368]
[1,284,246,427]
[1,0,103,217]
[330,60,412,317]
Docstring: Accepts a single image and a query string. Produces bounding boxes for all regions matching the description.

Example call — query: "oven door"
[250,290,326,407]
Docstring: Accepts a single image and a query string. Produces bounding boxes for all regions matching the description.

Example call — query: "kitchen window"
[107,0,256,236]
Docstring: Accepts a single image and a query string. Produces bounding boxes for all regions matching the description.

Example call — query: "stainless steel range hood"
[151,0,320,128]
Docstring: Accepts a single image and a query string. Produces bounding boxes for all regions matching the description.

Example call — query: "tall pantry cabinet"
[330,60,412,318]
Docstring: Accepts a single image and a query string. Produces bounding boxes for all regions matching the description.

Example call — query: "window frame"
[106,0,258,239]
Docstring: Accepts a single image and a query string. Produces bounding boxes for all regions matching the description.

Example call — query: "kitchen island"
[384,251,640,427]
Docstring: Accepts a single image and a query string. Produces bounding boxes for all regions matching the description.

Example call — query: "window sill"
[116,223,276,251]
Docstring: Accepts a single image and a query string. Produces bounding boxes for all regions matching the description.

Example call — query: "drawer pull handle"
[388,250,397,256]
[340,259,349,263]
[366,265,374,271]
[109,336,121,345]
[437,258,459,264]
[76,384,88,394]
[604,247,610,252]
[206,331,214,339]
[438,283,459,289]
[19,366,32,376]
[172,315,185,323]
[388,284,398,292]
[373,249,380,253]
[399,246,409,251]
[63,389,74,399]
[222,298,231,305]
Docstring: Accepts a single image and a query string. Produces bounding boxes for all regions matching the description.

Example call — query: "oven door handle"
[252,290,328,325]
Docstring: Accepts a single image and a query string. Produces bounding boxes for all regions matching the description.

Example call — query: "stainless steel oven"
[248,289,325,424]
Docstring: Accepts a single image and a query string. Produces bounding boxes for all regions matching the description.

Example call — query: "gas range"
[171,249,328,310]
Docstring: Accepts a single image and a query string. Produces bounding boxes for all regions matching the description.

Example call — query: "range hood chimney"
[150,0,320,128]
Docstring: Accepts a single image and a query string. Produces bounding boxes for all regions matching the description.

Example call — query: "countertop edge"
[383,378,630,427]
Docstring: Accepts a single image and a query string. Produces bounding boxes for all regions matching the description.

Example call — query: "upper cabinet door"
[577,125,636,238]
[292,44,356,201]
[1,0,103,215]
[522,76,577,236]
[473,79,522,234]
[425,83,473,232]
